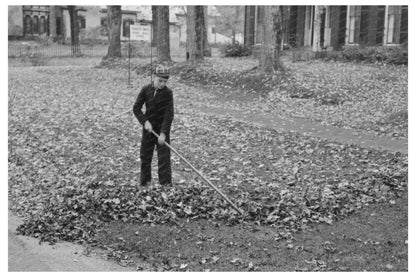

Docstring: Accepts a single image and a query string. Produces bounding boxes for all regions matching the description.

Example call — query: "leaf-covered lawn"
[8,60,408,270]
[150,56,407,139]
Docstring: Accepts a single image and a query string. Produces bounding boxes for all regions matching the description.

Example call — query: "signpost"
[128,23,151,86]
[130,24,151,41]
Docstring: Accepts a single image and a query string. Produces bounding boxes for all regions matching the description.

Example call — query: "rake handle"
[151,130,244,215]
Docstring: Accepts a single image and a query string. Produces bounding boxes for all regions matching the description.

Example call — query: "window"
[33,16,39,34]
[337,6,347,46]
[39,16,45,34]
[24,15,32,35]
[386,6,407,44]
[375,6,386,44]
[123,19,134,37]
[347,6,374,45]
[78,15,86,29]
[100,17,108,36]
[359,6,370,44]
[348,6,361,43]
[399,6,408,43]
[56,17,61,36]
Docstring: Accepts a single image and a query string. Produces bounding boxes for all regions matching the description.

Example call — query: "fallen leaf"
[212,256,220,263]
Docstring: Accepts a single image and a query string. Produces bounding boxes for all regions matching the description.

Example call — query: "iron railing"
[8,43,108,58]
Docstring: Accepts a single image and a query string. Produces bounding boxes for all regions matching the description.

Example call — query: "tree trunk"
[194,6,204,59]
[106,5,122,59]
[49,5,56,37]
[151,6,158,47]
[203,6,211,57]
[67,6,81,56]
[186,6,196,60]
[259,6,284,73]
[157,6,171,62]
[186,6,205,61]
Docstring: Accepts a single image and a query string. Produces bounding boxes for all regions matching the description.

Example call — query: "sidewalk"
[180,102,408,154]
[8,211,135,272]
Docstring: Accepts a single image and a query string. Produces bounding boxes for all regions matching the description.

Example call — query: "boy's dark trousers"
[140,129,172,185]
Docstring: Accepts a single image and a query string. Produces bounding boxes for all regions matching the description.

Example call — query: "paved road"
[8,211,135,272]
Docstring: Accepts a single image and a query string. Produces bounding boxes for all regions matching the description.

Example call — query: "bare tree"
[186,6,205,60]
[105,5,122,59]
[67,6,81,56]
[215,6,244,44]
[195,6,205,59]
[259,6,285,73]
[186,6,196,60]
[151,6,158,47]
[203,6,211,56]
[157,6,171,62]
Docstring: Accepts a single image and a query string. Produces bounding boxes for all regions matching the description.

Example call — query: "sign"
[130,24,151,41]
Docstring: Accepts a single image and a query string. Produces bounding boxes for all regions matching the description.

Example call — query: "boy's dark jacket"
[133,83,174,134]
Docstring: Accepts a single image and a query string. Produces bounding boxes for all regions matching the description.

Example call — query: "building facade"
[244,5,408,51]
[8,5,181,46]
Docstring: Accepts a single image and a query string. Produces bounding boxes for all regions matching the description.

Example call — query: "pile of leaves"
[12,161,406,245]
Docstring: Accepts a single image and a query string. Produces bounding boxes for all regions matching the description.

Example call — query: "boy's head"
[153,65,170,89]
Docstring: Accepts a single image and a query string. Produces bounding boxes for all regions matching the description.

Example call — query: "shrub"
[35,34,53,46]
[81,26,108,46]
[21,52,48,66]
[220,43,252,57]
[52,34,66,45]
[341,46,407,65]
[290,46,315,62]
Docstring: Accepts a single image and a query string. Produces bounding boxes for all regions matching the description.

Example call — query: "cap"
[154,65,170,79]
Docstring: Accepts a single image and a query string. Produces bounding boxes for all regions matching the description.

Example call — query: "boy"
[133,65,174,186]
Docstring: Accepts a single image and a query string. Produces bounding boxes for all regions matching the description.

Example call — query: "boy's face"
[154,76,168,89]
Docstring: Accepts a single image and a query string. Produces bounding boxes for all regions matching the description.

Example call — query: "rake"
[151,130,244,215]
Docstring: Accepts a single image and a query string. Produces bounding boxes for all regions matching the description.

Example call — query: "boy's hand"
[158,133,166,145]
[144,121,153,133]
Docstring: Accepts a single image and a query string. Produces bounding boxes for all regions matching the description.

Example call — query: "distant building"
[8,5,181,48]
[244,5,408,51]
[8,5,228,45]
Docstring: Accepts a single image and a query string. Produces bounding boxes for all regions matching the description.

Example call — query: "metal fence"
[8,41,184,59]
[8,42,108,58]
